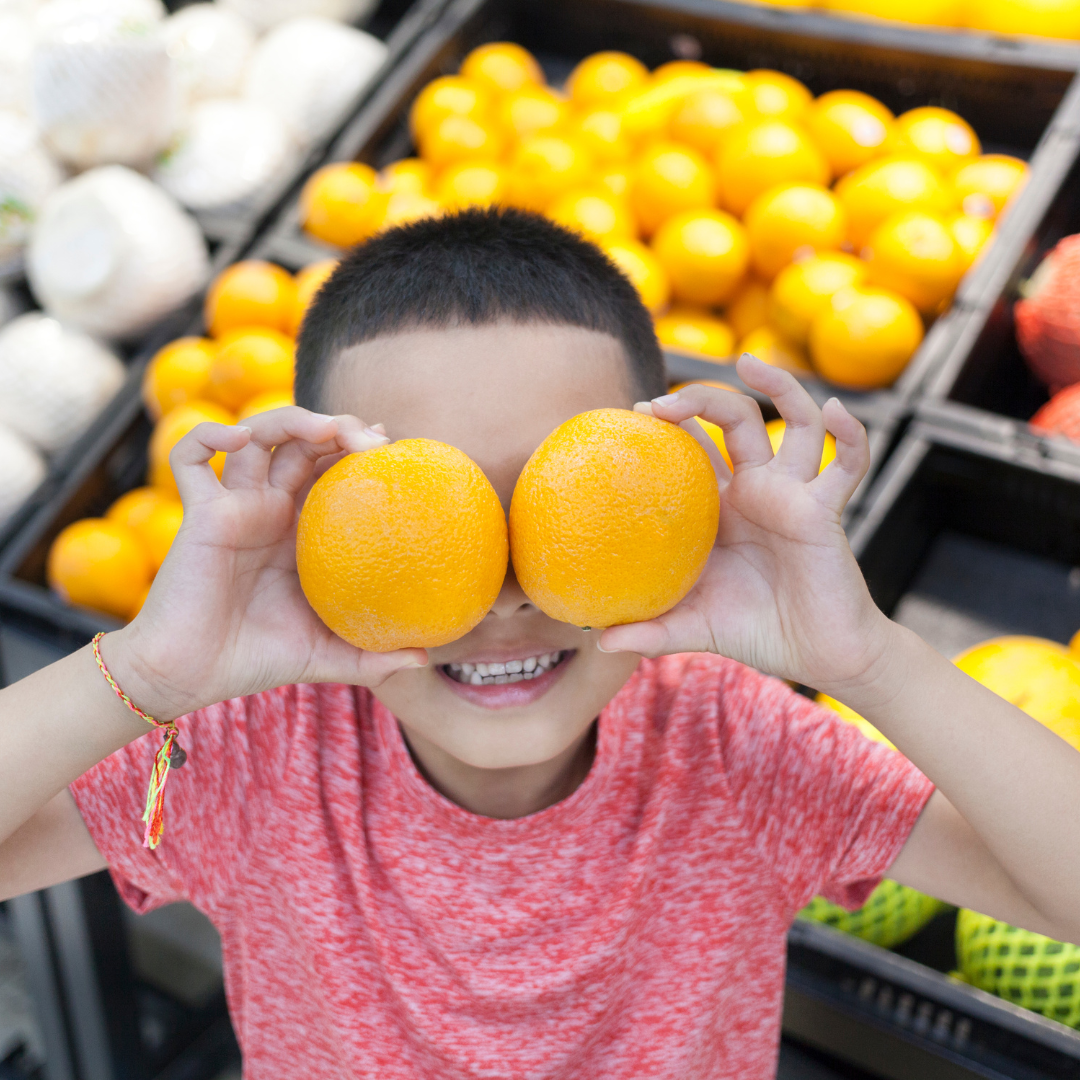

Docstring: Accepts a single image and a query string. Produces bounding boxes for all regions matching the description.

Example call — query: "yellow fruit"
[725,277,770,338]
[290,259,338,336]
[768,252,867,345]
[509,409,719,627]
[618,71,745,143]
[435,161,508,209]
[652,60,714,83]
[954,637,1080,749]
[823,0,962,23]
[766,418,837,473]
[744,69,813,122]
[376,157,432,195]
[805,90,894,177]
[297,440,507,651]
[863,210,966,315]
[809,285,924,389]
[47,519,152,621]
[950,213,994,270]
[964,0,1080,37]
[459,42,545,95]
[409,76,491,141]
[506,135,593,211]
[205,260,298,338]
[142,337,216,421]
[716,119,831,217]
[148,400,236,492]
[669,86,753,155]
[630,141,716,236]
[816,692,895,749]
[598,163,632,201]
[570,107,632,163]
[739,325,813,374]
[602,239,671,313]
[378,189,443,230]
[106,486,175,532]
[889,107,980,174]
[497,85,568,140]
[567,52,649,108]
[106,486,184,570]
[655,306,737,360]
[300,163,387,248]
[546,188,636,242]
[835,155,955,248]
[209,328,295,412]
[952,154,1028,219]
[237,389,295,420]
[417,113,504,170]
[744,183,847,280]
[651,208,749,306]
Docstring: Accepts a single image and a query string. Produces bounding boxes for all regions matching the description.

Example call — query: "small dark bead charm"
[168,743,187,769]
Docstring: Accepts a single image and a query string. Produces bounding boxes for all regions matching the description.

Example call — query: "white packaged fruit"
[0,110,63,270]
[0,313,124,455]
[243,17,387,147]
[219,0,377,32]
[28,165,209,340]
[0,9,34,115]
[0,421,46,531]
[162,3,256,105]
[32,0,177,169]
[154,98,292,212]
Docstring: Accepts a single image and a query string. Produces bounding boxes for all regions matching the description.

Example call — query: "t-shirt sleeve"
[710,659,935,916]
[69,684,304,914]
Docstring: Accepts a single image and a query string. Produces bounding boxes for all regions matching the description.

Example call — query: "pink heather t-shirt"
[71,654,933,1079]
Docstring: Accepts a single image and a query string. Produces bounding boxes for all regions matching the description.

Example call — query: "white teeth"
[523,656,536,673]
[477,663,489,676]
[507,673,523,682]
[470,672,483,685]
[506,659,522,673]
[443,650,568,685]
[494,674,508,684]
[489,661,506,676]
[461,662,474,676]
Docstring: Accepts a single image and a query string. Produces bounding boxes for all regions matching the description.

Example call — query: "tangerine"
[725,277,771,338]
[863,210,965,314]
[739,324,813,374]
[290,259,338,336]
[376,158,432,195]
[950,212,994,270]
[889,106,980,174]
[300,163,387,248]
[669,86,752,155]
[497,85,568,140]
[571,107,632,163]
[630,141,716,236]
[238,389,295,420]
[744,182,847,280]
[598,163,632,201]
[744,70,813,122]
[651,208,749,306]
[506,135,593,211]
[418,113,504,170]
[435,161,508,209]
[459,42,545,95]
[546,189,636,242]
[378,190,443,230]
[142,337,216,421]
[805,90,894,176]
[654,307,736,360]
[409,76,491,141]
[602,238,671,313]
[106,486,184,571]
[952,154,1027,219]
[205,261,297,338]
[148,400,237,493]
[47,519,152,620]
[768,252,867,345]
[566,52,649,108]
[209,328,295,412]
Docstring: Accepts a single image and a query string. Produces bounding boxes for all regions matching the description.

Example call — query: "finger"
[598,619,673,658]
[810,397,871,513]
[645,378,773,472]
[736,354,827,483]
[634,403,732,482]
[268,414,387,494]
[171,422,251,505]
[310,640,429,685]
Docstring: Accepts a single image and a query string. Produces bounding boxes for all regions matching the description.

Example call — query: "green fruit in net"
[799,878,946,949]
[956,909,1080,1028]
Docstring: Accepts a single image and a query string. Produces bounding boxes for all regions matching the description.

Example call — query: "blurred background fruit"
[1016,234,1080,392]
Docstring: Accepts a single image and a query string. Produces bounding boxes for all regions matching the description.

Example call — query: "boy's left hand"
[599,354,892,697]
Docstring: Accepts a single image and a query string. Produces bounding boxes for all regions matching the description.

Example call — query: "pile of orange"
[47,258,338,622]
[298,44,1025,392]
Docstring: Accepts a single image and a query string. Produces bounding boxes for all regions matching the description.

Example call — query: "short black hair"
[294,207,666,409]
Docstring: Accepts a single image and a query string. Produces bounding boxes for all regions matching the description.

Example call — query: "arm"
[0,407,425,903]
[601,355,1080,944]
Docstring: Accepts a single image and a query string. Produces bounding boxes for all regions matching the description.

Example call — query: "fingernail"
[403,659,427,669]
[236,425,252,433]
[596,640,620,654]
[313,413,335,422]
[652,393,679,406]
[371,422,386,434]
[363,425,389,441]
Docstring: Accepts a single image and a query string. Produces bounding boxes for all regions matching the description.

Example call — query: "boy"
[3,208,1080,1079]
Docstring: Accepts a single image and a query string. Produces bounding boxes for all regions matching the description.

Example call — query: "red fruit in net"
[1015,234,1080,393]
[1031,383,1080,443]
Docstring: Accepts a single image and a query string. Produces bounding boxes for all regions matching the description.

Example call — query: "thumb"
[598,620,673,659]
[312,641,429,686]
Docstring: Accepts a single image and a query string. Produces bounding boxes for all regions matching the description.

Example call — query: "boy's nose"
[487,562,536,618]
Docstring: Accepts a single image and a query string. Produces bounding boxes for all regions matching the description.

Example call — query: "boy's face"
[329,322,643,769]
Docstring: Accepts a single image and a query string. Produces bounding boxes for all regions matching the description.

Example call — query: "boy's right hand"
[103,408,427,722]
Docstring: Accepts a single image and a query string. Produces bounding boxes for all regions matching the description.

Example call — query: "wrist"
[815,615,919,714]
[98,625,197,724]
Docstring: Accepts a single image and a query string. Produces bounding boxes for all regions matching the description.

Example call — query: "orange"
[566,52,649,108]
[47,519,152,620]
[805,90,894,177]
[238,389,295,420]
[964,0,1080,38]
[598,163,632,201]
[652,60,714,83]
[670,379,742,393]
[300,163,387,248]
[950,212,994,270]
[409,76,491,141]
[809,285,924,389]
[952,154,1027,219]
[142,337,216,421]
[209,328,295,412]
[765,418,837,473]
[768,252,867,345]
[824,0,962,23]
[378,189,443,230]
[546,188,636,242]
[296,439,507,651]
[630,141,716,236]
[669,86,753,155]
[417,113,504,170]
[835,155,955,248]
[651,208,749,306]
[106,486,176,533]
[725,277,770,338]
[654,306,736,360]
[617,71,747,144]
[889,107,980,174]
[602,239,671,313]
[509,408,719,627]
[435,161,508,209]
[697,417,734,468]
[376,157,432,195]
[716,119,830,217]
[505,135,593,211]
[744,70,813,122]
[106,486,184,570]
[497,85,568,140]
[571,107,632,163]
[863,210,966,315]
[739,325,813,374]
[290,259,338,336]
[205,260,298,338]
[459,42,545,95]
[744,183,847,280]
[148,400,236,492]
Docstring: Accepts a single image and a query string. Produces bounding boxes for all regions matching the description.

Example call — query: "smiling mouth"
[441,650,573,686]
